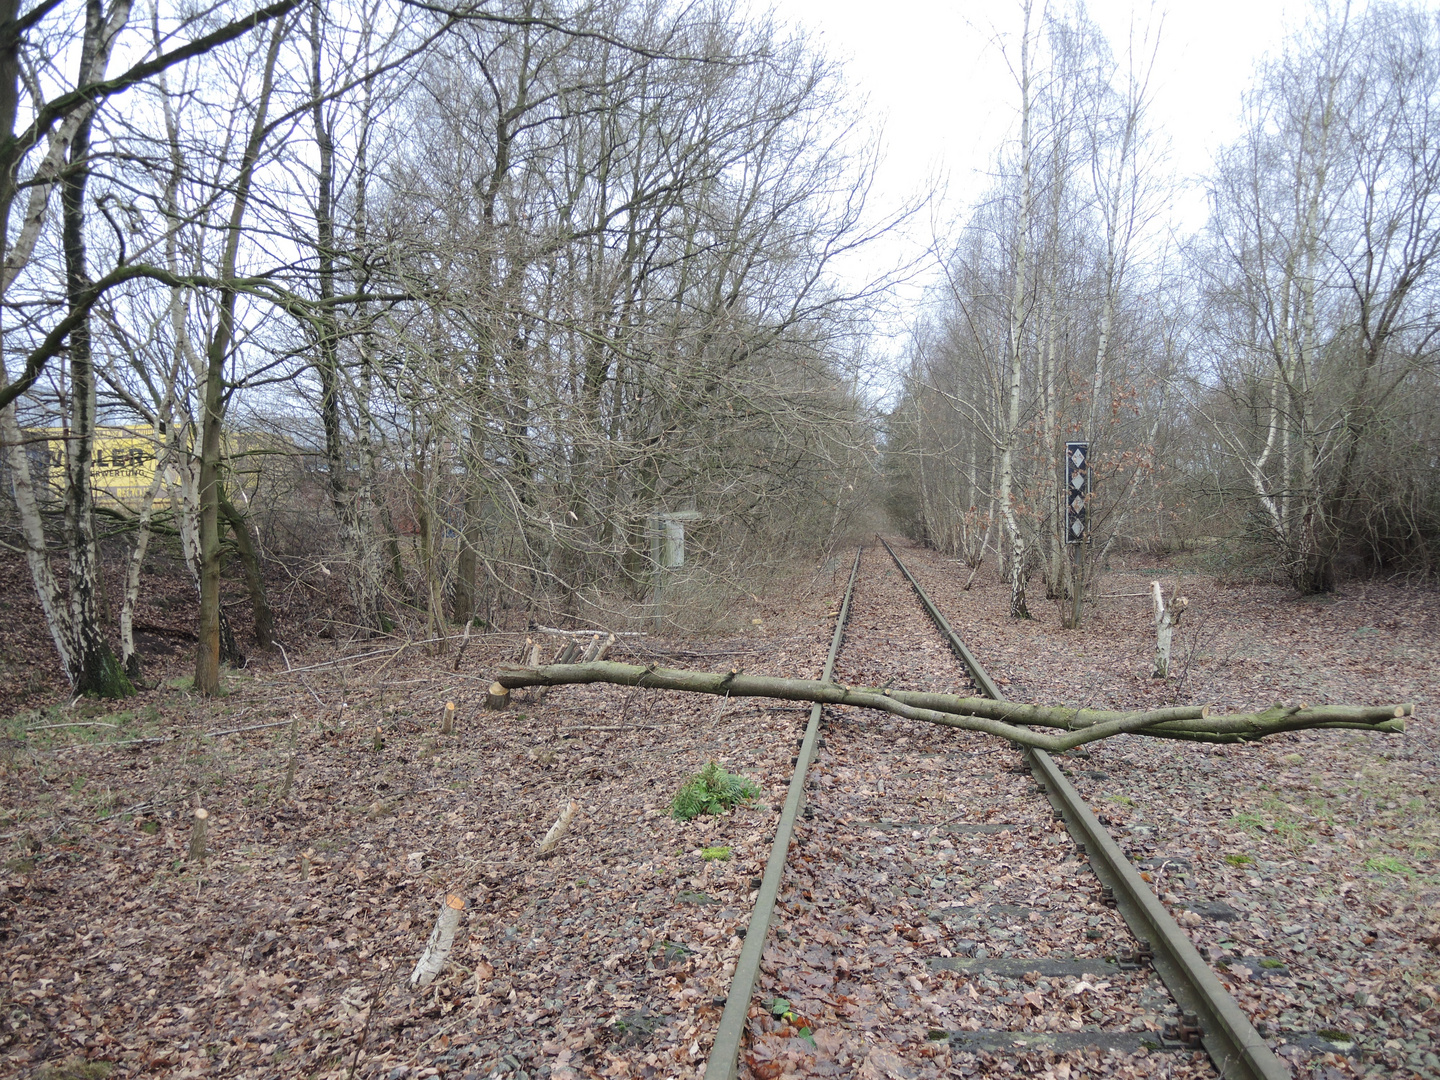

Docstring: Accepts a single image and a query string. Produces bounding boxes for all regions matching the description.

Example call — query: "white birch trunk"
[120,442,169,675]
[172,446,204,587]
[0,0,132,688]
[0,411,74,681]
[1000,0,1036,620]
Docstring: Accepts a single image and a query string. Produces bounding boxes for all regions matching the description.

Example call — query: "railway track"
[706,541,1287,1080]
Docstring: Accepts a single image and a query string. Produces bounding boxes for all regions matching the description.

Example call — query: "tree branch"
[493,661,1411,750]
[0,0,298,179]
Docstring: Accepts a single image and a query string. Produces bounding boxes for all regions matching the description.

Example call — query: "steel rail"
[705,546,863,1080]
[878,536,1289,1080]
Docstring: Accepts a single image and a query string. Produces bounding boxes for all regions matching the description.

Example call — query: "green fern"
[671,762,761,821]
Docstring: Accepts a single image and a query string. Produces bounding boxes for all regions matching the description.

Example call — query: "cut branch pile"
[494,661,1411,752]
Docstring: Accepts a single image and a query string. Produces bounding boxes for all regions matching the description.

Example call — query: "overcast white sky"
[754,0,1312,354]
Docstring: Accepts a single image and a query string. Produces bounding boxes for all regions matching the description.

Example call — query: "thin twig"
[95,801,154,822]
[26,722,120,732]
[452,620,474,672]
[95,789,199,821]
[89,718,295,751]
[268,638,468,674]
[367,641,410,684]
[278,647,397,672]
[416,1014,469,1053]
[299,675,325,709]
[534,626,646,637]
[206,719,295,738]
[344,980,382,1080]
[559,724,665,733]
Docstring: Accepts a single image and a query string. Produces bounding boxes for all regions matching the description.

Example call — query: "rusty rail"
[704,546,862,1080]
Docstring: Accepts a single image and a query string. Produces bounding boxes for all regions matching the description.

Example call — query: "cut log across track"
[493,661,1410,751]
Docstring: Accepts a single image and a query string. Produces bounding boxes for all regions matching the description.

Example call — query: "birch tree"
[1199,1,1440,591]
[895,1,1174,622]
[0,0,294,693]
[2,0,895,694]
[997,0,1038,619]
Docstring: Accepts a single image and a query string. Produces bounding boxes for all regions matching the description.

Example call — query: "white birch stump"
[537,798,577,856]
[1152,581,1188,679]
[410,893,466,989]
[188,808,209,861]
[591,633,616,662]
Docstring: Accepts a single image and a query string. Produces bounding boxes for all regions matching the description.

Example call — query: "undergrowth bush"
[671,762,760,821]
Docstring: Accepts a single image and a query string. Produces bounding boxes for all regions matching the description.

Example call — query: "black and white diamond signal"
[1066,442,1089,544]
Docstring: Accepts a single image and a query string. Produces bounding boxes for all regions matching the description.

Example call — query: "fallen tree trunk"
[493,661,1410,751]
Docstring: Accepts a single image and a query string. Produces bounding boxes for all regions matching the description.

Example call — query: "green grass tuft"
[671,762,760,821]
[1363,855,1414,877]
[34,1059,113,1080]
[1231,811,1265,832]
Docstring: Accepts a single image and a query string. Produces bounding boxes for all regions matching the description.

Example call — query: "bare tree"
[1198,1,1440,591]
[0,0,296,694]
[892,1,1175,625]
[1,0,898,696]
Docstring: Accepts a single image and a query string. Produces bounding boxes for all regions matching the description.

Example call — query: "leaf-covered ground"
[1,549,845,1079]
[2,540,1436,1079]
